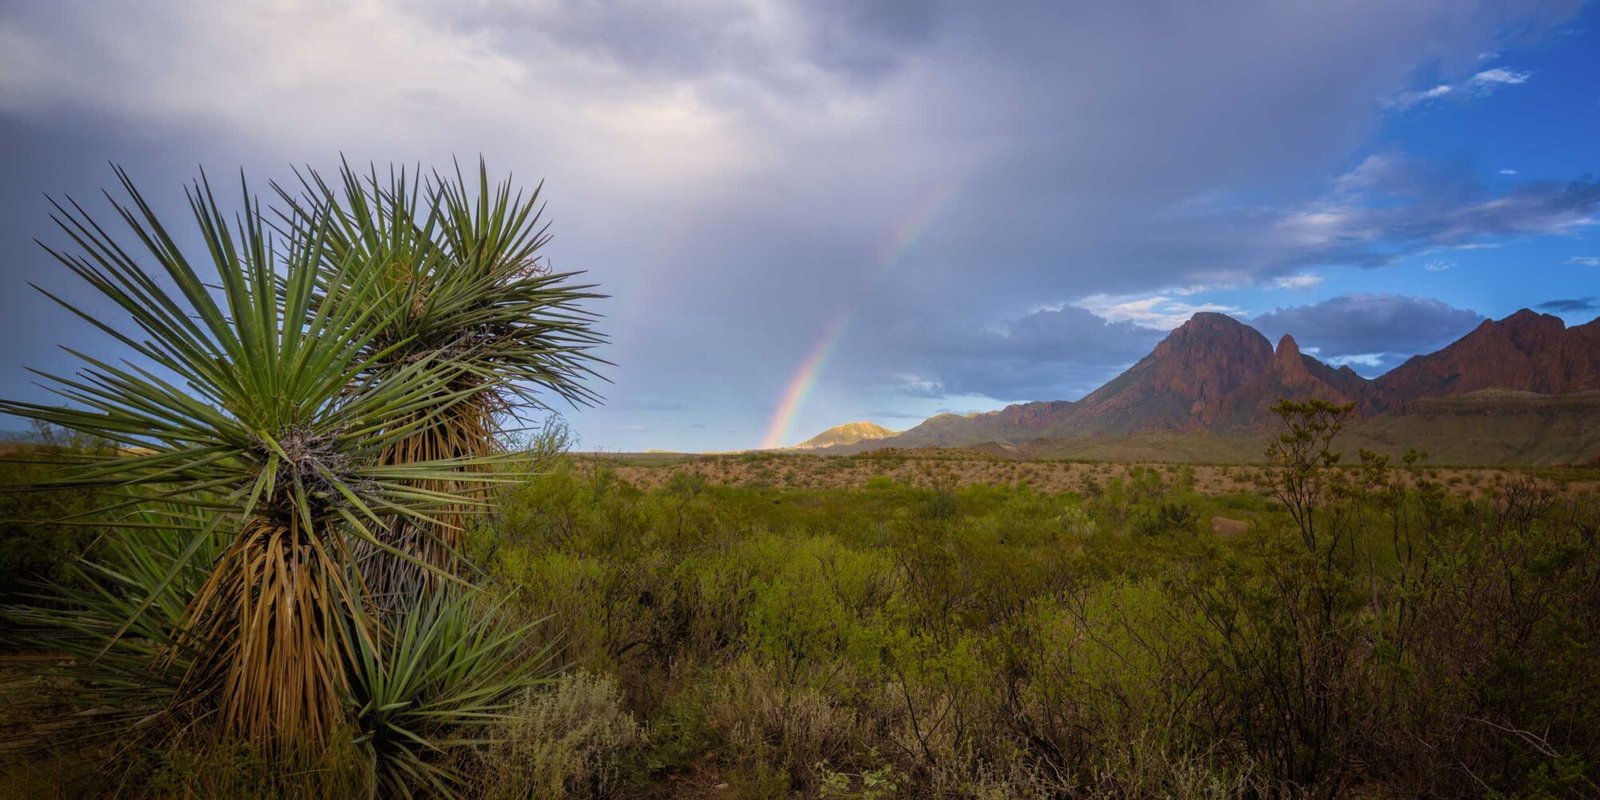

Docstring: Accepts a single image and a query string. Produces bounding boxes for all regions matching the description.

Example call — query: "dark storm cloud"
[804,0,942,81]
[1252,294,1485,363]
[425,0,764,80]
[423,0,941,87]
[1538,298,1600,313]
[0,115,204,405]
[884,306,1164,401]
[0,0,1587,449]
[1267,163,1600,269]
[1050,157,1600,294]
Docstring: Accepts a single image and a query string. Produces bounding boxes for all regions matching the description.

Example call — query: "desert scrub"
[471,671,647,800]
[466,446,1600,797]
[703,656,872,795]
[140,732,367,800]
[740,534,895,684]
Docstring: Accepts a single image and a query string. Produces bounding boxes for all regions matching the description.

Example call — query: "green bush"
[472,671,647,800]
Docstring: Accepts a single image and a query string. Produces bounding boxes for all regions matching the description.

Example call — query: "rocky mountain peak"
[1271,333,1311,383]
[1275,333,1300,358]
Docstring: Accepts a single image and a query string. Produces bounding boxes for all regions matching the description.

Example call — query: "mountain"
[890,401,1077,449]
[1070,313,1375,433]
[793,421,897,449]
[1375,310,1600,403]
[885,312,1371,448]
[807,308,1600,463]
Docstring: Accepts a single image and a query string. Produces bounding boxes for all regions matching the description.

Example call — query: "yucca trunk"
[176,515,354,749]
[359,394,496,607]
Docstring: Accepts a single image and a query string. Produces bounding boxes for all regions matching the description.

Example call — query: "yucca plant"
[345,587,555,798]
[2,504,224,754]
[277,161,606,607]
[0,167,520,751]
[5,514,554,798]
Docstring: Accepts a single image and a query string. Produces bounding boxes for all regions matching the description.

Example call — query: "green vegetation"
[437,403,1595,797]
[0,425,115,600]
[8,393,1600,796]
[2,170,1598,798]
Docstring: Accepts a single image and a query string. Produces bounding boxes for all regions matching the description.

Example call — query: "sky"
[2,0,1598,452]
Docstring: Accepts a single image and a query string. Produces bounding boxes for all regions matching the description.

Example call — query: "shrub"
[472,671,647,800]
[703,657,867,795]
[458,444,1600,797]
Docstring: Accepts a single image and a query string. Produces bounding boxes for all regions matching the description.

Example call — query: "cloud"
[426,0,941,89]
[884,305,1164,401]
[1244,155,1600,270]
[1569,256,1600,266]
[1538,297,1599,312]
[1027,153,1600,306]
[1500,168,1519,175]
[868,410,930,420]
[0,1,1585,450]
[1072,294,1247,330]
[1386,64,1533,110]
[1270,274,1324,289]
[1470,67,1531,85]
[1252,293,1485,375]
[1325,353,1388,369]
[1389,84,1454,109]
[1424,259,1452,271]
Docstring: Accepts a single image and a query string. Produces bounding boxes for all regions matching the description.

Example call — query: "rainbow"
[757,180,959,449]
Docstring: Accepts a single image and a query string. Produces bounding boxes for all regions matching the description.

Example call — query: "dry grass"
[580,450,1600,499]
[470,671,646,800]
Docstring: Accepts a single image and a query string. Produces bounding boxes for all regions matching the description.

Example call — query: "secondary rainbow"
[758,180,959,449]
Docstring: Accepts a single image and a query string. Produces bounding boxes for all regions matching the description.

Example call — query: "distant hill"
[801,309,1600,465]
[793,421,896,449]
[1001,391,1600,466]
[1339,389,1600,466]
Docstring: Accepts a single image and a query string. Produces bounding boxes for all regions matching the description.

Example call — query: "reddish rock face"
[1376,311,1600,404]
[1073,313,1367,433]
[989,400,1076,431]
[1273,334,1308,380]
[1220,333,1376,425]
